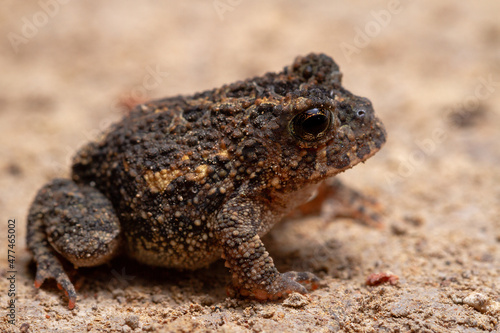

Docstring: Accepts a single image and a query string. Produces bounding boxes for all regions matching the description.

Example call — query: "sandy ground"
[1,1,500,332]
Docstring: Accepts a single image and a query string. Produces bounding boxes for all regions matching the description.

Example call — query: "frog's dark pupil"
[302,114,328,135]
[289,108,331,142]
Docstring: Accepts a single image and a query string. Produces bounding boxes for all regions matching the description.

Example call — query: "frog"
[27,53,386,309]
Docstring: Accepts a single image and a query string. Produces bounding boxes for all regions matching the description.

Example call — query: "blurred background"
[1,1,499,331]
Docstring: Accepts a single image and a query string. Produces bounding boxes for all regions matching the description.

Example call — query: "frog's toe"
[237,271,320,301]
[56,280,77,310]
[34,256,77,309]
[281,271,320,291]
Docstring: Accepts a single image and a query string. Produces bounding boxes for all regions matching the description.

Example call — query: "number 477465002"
[8,218,16,269]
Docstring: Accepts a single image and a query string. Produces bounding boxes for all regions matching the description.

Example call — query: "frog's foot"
[27,178,122,309]
[327,192,384,228]
[237,271,320,301]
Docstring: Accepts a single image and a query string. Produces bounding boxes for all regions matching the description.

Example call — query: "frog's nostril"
[357,110,366,118]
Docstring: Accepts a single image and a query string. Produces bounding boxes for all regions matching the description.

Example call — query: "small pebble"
[366,272,399,286]
[260,308,275,318]
[390,222,407,235]
[463,292,500,315]
[125,315,140,329]
[152,294,164,304]
[282,292,309,308]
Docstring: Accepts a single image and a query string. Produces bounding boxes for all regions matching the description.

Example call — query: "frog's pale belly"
[126,235,222,269]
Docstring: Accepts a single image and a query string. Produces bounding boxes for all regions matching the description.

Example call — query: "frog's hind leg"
[294,178,384,228]
[27,178,121,309]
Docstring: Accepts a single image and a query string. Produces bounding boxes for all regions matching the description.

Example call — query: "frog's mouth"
[316,117,386,178]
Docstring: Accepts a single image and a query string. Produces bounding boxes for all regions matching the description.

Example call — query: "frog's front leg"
[215,197,319,300]
[27,178,121,309]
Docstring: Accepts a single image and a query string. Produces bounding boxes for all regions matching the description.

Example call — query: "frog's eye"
[289,108,332,142]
